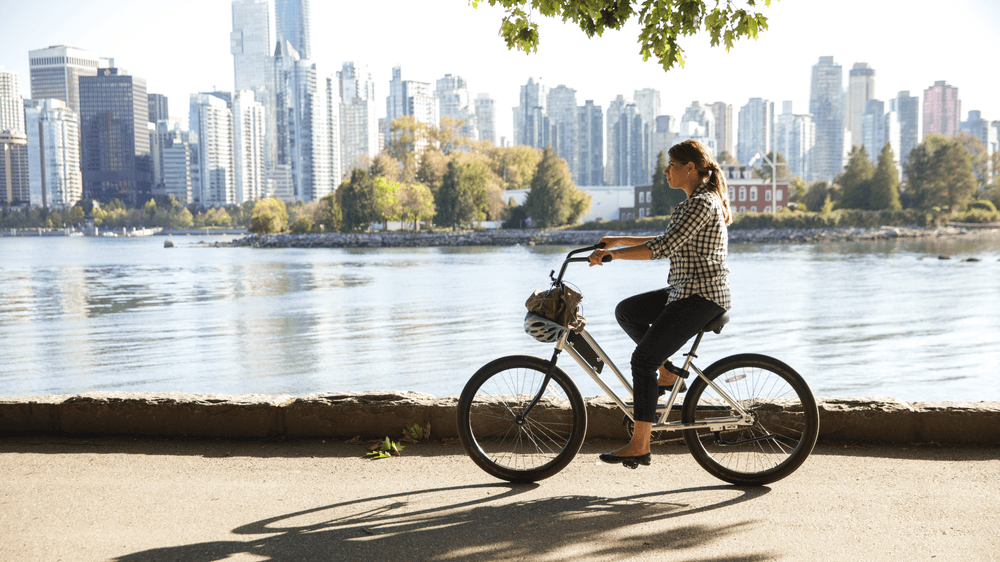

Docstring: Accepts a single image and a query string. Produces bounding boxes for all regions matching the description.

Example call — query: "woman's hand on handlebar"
[588,236,617,266]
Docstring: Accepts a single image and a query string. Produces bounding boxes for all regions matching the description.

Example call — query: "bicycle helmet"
[524,312,567,343]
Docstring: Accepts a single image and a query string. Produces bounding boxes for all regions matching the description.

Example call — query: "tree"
[802,181,831,213]
[836,146,875,210]
[415,149,451,195]
[316,193,342,232]
[492,145,542,191]
[387,116,428,181]
[436,153,503,228]
[650,150,684,215]
[868,143,902,211]
[373,176,403,227]
[954,132,990,191]
[338,168,380,231]
[787,177,807,205]
[523,146,592,227]
[396,182,435,230]
[905,135,977,210]
[716,151,739,165]
[472,0,774,72]
[249,198,289,234]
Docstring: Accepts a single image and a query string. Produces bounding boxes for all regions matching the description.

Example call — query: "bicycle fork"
[516,347,563,423]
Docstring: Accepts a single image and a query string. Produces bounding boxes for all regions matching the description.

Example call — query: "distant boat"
[100,232,117,237]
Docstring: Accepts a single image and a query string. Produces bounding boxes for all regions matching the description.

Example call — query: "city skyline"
[1,0,998,147]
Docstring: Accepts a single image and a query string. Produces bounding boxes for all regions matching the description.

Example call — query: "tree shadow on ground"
[113,482,772,561]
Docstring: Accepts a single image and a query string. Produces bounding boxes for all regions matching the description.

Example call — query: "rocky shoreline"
[225,224,995,249]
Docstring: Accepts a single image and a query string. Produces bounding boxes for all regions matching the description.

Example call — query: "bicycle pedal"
[623,461,639,469]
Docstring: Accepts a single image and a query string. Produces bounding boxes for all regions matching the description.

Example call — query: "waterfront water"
[1,234,998,401]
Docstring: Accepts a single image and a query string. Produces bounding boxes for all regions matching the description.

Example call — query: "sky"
[1,0,998,143]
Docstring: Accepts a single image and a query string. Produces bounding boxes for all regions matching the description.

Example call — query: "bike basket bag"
[524,284,587,339]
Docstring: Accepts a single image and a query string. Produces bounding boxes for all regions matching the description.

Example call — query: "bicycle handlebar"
[552,243,610,284]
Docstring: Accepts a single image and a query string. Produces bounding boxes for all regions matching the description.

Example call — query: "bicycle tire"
[681,354,819,486]
[457,355,587,483]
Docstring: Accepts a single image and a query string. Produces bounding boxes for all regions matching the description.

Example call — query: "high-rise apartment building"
[846,62,876,150]
[275,0,311,60]
[606,96,646,186]
[323,75,342,186]
[810,56,845,182]
[890,91,919,176]
[514,77,551,149]
[861,100,900,171]
[634,88,660,176]
[436,74,477,141]
[232,90,266,203]
[576,100,603,186]
[649,115,677,170]
[232,0,277,170]
[28,46,111,114]
[0,131,30,204]
[338,61,378,174]
[679,101,717,155]
[79,68,152,207]
[1,67,25,134]
[474,94,497,146]
[737,98,773,165]
[158,122,197,203]
[189,93,235,206]
[710,102,734,158]
[547,85,578,182]
[25,99,81,208]
[385,66,438,135]
[774,101,815,181]
[923,81,960,139]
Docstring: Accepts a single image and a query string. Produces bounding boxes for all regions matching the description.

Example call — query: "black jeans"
[615,290,726,423]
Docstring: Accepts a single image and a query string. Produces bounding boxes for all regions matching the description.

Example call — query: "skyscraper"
[680,101,717,154]
[474,93,497,146]
[189,93,235,206]
[923,81,960,139]
[606,96,645,186]
[385,66,438,143]
[846,62,876,150]
[810,56,845,182]
[861,99,900,170]
[774,101,815,181]
[576,100,603,186]
[547,85,578,182]
[232,90,266,203]
[79,68,151,207]
[737,98,773,165]
[275,0,311,60]
[232,0,277,170]
[1,67,25,134]
[710,102,734,158]
[338,61,378,174]
[890,91,919,176]
[514,77,550,149]
[0,131,30,204]
[436,74,477,141]
[25,99,81,208]
[147,93,169,123]
[28,46,111,114]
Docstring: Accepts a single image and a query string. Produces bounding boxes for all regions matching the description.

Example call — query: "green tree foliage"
[396,182,435,230]
[317,193,342,232]
[954,132,990,191]
[436,153,504,227]
[415,149,450,195]
[472,0,774,72]
[489,144,542,191]
[836,146,875,210]
[249,198,289,234]
[787,177,807,205]
[868,143,902,211]
[650,150,685,215]
[904,135,977,210]
[802,181,832,213]
[338,168,380,231]
[716,151,739,165]
[523,146,592,227]
[387,116,428,181]
[373,176,403,226]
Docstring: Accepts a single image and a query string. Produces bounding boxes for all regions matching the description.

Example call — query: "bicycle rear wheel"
[457,355,587,483]
[682,354,819,486]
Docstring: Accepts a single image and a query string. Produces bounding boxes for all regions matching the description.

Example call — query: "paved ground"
[1,437,998,562]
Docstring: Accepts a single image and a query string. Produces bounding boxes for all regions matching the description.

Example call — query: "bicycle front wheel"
[457,355,587,483]
[682,354,819,486]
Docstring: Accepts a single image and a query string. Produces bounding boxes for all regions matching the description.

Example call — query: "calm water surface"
[1,234,998,401]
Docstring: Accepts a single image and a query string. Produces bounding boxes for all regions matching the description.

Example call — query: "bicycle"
[456,244,820,486]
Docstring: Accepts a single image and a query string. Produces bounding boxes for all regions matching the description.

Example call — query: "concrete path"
[1,437,997,561]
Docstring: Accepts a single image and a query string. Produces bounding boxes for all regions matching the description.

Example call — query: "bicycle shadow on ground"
[112,482,772,561]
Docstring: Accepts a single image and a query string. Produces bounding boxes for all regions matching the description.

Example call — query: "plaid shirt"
[644,184,731,310]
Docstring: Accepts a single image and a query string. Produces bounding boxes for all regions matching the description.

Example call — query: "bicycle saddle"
[704,312,729,334]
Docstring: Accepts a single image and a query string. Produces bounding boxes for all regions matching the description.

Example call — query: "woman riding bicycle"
[588,139,732,468]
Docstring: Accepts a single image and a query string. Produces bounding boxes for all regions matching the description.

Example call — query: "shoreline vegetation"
[228,223,999,249]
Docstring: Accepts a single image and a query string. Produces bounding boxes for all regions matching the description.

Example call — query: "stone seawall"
[226,225,984,249]
[3,392,998,444]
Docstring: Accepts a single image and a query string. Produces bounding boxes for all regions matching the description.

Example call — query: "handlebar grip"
[602,254,613,263]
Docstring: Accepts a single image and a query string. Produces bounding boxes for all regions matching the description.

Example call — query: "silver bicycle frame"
[555,328,755,433]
